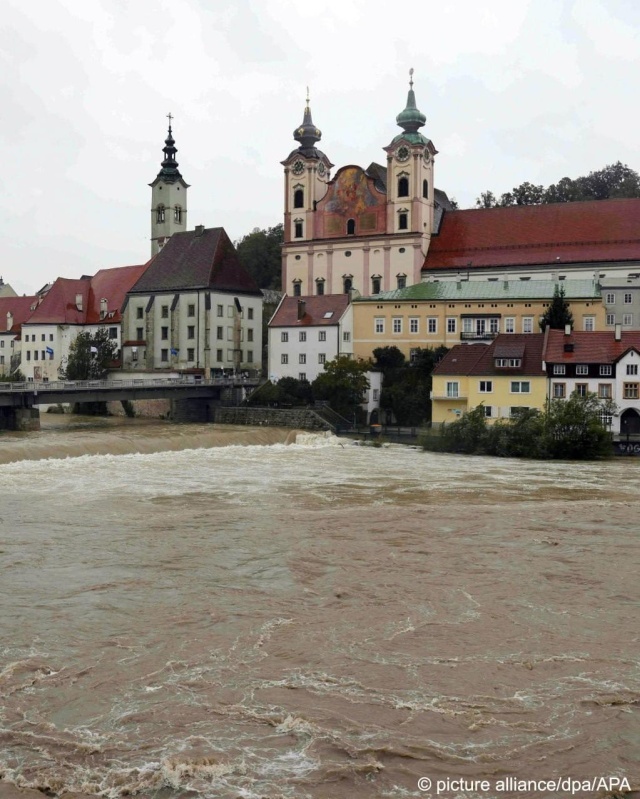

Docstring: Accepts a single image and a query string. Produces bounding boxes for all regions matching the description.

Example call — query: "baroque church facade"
[281,76,452,298]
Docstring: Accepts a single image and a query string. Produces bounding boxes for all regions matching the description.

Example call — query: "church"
[281,74,453,298]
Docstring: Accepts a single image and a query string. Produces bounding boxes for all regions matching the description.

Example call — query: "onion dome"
[293,89,322,152]
[156,114,182,183]
[396,68,426,134]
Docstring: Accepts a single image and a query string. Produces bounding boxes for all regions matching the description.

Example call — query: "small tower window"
[174,205,182,223]
[316,278,325,296]
[371,275,381,294]
[293,280,302,297]
[343,276,353,293]
[346,218,355,235]
[156,205,165,223]
[294,189,304,209]
[423,179,429,199]
[398,212,408,230]
[397,274,407,290]
[398,177,409,198]
[294,219,303,238]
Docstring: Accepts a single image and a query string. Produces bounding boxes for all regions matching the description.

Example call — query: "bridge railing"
[0,376,260,393]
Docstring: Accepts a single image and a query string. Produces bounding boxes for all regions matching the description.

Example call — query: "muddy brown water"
[0,417,638,798]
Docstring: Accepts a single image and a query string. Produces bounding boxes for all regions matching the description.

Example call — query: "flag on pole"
[171,348,178,356]
[45,347,54,355]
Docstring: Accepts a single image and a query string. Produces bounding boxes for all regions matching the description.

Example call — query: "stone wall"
[106,399,171,418]
[214,407,331,430]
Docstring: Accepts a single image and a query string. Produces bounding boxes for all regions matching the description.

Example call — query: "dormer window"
[293,189,304,209]
[156,205,165,223]
[346,218,355,235]
[495,358,522,368]
[398,176,409,198]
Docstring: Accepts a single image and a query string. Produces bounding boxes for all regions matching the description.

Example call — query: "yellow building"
[352,279,603,362]
[431,334,548,426]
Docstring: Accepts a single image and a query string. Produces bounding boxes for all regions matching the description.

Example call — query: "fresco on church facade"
[317,166,387,238]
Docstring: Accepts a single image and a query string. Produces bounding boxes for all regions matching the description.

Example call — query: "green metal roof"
[354,279,600,303]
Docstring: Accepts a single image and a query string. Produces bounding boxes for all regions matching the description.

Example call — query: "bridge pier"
[170,398,214,423]
[0,406,40,431]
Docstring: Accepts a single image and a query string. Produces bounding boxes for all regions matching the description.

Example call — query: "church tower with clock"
[281,74,448,298]
[150,116,190,257]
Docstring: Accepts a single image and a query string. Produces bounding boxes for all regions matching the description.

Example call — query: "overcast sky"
[2,0,638,296]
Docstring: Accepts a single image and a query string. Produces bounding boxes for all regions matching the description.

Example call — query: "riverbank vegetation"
[420,393,617,459]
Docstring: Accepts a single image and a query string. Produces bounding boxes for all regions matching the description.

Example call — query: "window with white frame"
[281,354,288,364]
[446,381,459,398]
[462,318,473,334]
[576,365,589,375]
[343,331,351,342]
[623,314,633,326]
[281,332,289,342]
[605,293,615,304]
[409,317,419,333]
[373,389,379,401]
[318,331,326,341]
[447,318,456,334]
[428,318,437,334]
[598,383,612,398]
[484,406,493,418]
[479,380,493,393]
[505,317,515,334]
[583,317,595,331]
[318,353,326,364]
[375,318,385,334]
[299,354,306,364]
[299,372,306,381]
[511,381,531,393]
[217,305,224,317]
[522,317,533,333]
[606,314,615,326]
[393,318,402,333]
[624,293,632,304]
[600,365,612,376]
[489,318,499,334]
[553,365,566,375]
[299,331,306,342]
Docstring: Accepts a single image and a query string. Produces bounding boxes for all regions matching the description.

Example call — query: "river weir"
[0,418,639,798]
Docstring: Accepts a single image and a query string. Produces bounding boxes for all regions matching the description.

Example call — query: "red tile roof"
[543,329,640,364]
[0,295,39,333]
[269,294,350,327]
[434,334,546,376]
[423,198,640,272]
[27,265,147,325]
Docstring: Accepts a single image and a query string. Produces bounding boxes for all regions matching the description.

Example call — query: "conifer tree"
[539,285,574,331]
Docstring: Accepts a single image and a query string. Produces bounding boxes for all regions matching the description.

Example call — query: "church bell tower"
[150,114,190,257]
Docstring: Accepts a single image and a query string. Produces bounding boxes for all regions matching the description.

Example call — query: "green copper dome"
[396,69,426,134]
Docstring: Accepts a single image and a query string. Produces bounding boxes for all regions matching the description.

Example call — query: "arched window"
[294,219,303,238]
[346,218,355,235]
[371,276,381,294]
[316,279,325,296]
[156,205,165,223]
[397,274,407,289]
[174,205,182,223]
[423,179,429,199]
[398,212,408,230]
[398,177,409,198]
[343,277,352,293]
[293,280,302,297]
[294,189,304,209]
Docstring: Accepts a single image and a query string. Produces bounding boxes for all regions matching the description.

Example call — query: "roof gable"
[544,329,640,363]
[269,294,350,327]
[434,335,546,377]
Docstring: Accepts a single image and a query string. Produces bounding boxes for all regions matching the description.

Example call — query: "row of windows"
[606,313,634,326]
[604,293,634,304]
[134,326,254,342]
[281,331,328,342]
[135,305,254,320]
[24,333,54,342]
[281,353,327,365]
[155,205,183,224]
[373,316,597,334]
[446,380,531,397]
[0,340,15,348]
[551,382,634,399]
[157,349,255,363]
[25,351,54,361]
[293,208,414,239]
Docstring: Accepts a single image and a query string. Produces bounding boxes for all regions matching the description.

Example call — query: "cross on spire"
[166,112,173,132]
[409,67,414,89]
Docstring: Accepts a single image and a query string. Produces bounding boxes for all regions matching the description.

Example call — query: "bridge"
[0,376,261,430]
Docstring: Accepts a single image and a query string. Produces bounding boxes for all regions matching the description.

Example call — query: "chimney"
[297,299,306,320]
[564,324,572,336]
[100,298,108,319]
[75,293,83,311]
[615,322,622,341]
[503,273,509,289]
[195,224,205,237]
[6,311,13,332]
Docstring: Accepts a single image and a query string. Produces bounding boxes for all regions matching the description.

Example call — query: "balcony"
[460,331,499,342]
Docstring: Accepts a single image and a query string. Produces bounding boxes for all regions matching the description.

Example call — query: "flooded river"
[0,417,638,798]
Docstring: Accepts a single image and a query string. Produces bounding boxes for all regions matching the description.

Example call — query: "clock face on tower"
[292,160,305,176]
[396,146,410,163]
[317,162,325,176]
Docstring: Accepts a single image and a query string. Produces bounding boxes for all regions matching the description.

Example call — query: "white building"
[268,294,353,383]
